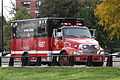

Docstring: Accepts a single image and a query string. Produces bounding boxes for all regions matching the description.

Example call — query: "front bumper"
[73,55,105,62]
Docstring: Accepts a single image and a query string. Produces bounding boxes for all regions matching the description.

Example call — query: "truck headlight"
[100,51,105,54]
[94,45,100,50]
[69,51,83,55]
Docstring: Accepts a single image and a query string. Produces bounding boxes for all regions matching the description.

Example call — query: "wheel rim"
[21,54,30,66]
[59,53,69,66]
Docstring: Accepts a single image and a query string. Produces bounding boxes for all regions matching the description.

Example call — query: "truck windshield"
[63,27,92,38]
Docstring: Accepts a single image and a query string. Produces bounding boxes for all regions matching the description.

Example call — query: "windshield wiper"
[79,35,90,38]
[66,35,78,38]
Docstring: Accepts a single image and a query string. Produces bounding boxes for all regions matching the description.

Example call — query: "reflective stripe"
[11,51,60,54]
[51,51,60,54]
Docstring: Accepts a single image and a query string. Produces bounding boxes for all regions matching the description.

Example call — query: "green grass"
[0,67,120,80]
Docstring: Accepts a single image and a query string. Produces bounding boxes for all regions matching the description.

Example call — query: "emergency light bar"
[61,23,83,26]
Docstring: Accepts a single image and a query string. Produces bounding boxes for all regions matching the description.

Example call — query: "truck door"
[52,29,64,50]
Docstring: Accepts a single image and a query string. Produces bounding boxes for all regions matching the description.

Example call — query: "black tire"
[48,63,52,66]
[59,52,74,66]
[69,56,74,66]
[21,54,30,66]
[93,62,104,67]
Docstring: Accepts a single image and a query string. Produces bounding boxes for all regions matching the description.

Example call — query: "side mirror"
[57,32,62,40]
[53,29,62,39]
[104,52,110,56]
[53,29,57,38]
[89,29,96,38]
[57,32,62,37]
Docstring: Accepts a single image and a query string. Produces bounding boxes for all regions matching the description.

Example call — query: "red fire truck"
[11,17,105,66]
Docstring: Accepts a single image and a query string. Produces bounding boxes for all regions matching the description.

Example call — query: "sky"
[0,0,15,21]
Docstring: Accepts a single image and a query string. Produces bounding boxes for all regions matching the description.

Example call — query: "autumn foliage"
[95,0,120,39]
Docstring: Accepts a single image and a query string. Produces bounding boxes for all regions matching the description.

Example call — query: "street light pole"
[1,0,4,55]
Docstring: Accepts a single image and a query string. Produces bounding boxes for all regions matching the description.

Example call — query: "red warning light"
[76,23,82,26]
[68,23,72,26]
[13,33,16,36]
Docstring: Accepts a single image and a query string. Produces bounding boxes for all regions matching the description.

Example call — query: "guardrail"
[0,55,118,67]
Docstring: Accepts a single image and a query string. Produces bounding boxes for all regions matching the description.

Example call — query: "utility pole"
[1,0,4,55]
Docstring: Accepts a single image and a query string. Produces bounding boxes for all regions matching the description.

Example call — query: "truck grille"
[83,51,97,54]
[81,44,99,50]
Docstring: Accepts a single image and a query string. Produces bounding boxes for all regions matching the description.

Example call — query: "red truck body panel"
[11,18,105,64]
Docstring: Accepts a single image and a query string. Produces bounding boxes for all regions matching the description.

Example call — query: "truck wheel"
[21,54,30,66]
[59,52,70,66]
[93,62,103,66]
[48,63,52,66]
[69,56,74,66]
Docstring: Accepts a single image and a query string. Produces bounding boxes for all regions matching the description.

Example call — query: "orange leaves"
[95,0,120,39]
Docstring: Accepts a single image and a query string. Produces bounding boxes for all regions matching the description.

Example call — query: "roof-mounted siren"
[61,22,83,27]
[61,23,72,26]
[75,19,85,26]
[76,23,83,26]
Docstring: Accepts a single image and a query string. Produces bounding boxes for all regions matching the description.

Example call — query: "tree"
[77,0,100,28]
[95,0,120,39]
[14,7,32,20]
[94,0,120,52]
[96,26,120,52]
[77,0,120,52]
[39,0,79,18]
[3,21,11,50]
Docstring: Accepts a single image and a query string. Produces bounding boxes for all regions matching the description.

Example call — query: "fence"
[0,55,118,67]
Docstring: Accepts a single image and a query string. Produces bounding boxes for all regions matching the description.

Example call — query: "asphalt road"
[1,56,120,67]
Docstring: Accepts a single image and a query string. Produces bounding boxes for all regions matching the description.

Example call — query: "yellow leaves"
[95,0,120,39]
